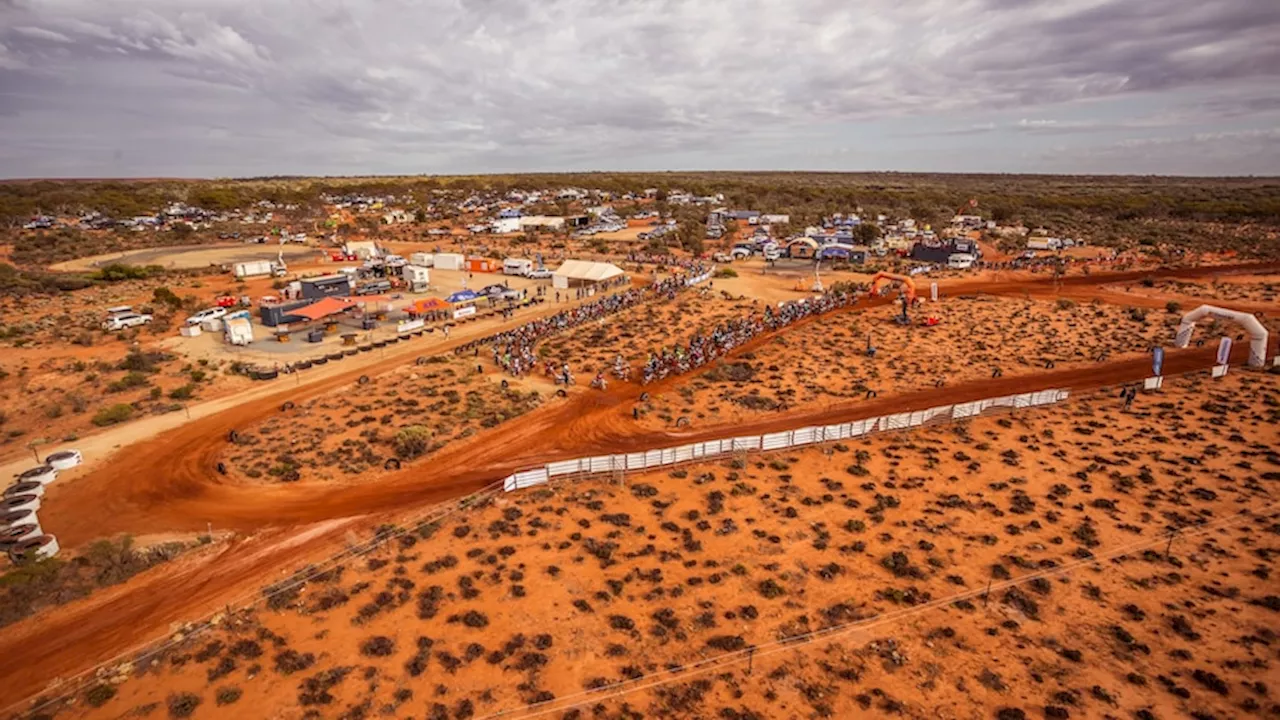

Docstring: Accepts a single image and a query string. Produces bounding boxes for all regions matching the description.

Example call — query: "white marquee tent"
[552,260,624,289]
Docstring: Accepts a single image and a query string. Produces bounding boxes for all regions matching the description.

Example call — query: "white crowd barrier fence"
[502,388,1070,493]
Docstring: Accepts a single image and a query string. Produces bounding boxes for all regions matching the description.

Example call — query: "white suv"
[185,307,228,326]
[102,313,153,331]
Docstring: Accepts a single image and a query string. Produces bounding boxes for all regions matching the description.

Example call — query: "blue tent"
[446,289,479,303]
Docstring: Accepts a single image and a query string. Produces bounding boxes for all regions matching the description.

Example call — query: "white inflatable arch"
[1173,304,1269,368]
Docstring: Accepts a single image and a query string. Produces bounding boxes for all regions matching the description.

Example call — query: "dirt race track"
[3,261,1279,708]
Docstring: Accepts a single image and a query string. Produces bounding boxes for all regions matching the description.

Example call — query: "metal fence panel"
[792,427,818,446]
[951,402,979,419]
[644,449,664,467]
[626,452,645,470]
[505,468,549,492]
[587,456,614,473]
[884,412,912,430]
[1013,393,1034,408]
[732,436,761,452]
[547,459,582,477]
[762,432,789,451]
[674,445,693,463]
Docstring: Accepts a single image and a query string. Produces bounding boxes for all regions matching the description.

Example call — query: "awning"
[553,260,624,283]
[447,289,480,303]
[291,297,356,321]
[407,297,449,313]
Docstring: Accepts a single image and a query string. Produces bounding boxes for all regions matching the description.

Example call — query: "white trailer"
[403,265,431,292]
[224,317,254,346]
[234,260,275,278]
[410,252,434,267]
[503,258,533,276]
[433,253,465,271]
[1026,237,1062,251]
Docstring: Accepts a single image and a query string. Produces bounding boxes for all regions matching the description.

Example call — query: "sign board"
[1211,364,1228,378]
[397,318,425,334]
[453,306,476,320]
[1143,376,1163,391]
[1216,337,1232,365]
[930,282,938,302]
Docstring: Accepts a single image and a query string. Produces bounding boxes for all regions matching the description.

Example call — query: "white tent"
[552,260,624,289]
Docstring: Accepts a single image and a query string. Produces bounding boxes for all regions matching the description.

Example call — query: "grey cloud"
[1,0,1279,177]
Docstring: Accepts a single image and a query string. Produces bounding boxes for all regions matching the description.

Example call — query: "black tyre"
[865,390,878,399]
[384,458,401,470]
[358,344,373,353]
[313,356,329,365]
[358,375,370,385]
[934,379,945,388]
[556,389,567,398]
[216,462,227,475]
[676,416,689,427]
[281,401,295,411]
[416,356,429,366]
[373,340,387,348]
[227,430,239,443]
[295,360,312,370]
[328,352,344,361]
[639,392,649,402]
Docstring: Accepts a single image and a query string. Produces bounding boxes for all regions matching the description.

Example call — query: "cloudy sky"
[1,0,1278,178]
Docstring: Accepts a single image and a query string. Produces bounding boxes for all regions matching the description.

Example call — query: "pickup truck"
[102,313,153,331]
[185,307,228,326]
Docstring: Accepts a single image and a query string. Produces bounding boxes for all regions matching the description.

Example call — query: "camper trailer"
[503,258,534,276]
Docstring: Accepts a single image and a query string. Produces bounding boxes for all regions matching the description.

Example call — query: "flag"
[1152,347,1164,376]
[1216,337,1233,365]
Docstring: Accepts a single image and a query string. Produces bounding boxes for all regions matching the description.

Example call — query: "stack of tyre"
[1,450,79,564]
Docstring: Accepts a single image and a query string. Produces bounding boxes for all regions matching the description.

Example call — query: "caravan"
[503,258,534,276]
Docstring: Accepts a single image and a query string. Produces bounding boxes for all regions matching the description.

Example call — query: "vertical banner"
[1151,347,1164,376]
[930,282,938,302]
[1216,337,1232,365]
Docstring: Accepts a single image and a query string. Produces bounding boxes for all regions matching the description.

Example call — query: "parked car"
[712,252,734,263]
[480,284,508,296]
[185,307,228,326]
[528,268,553,279]
[101,313,153,331]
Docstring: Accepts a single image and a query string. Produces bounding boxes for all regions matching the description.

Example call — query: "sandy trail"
[34,261,1280,547]
[2,261,1276,707]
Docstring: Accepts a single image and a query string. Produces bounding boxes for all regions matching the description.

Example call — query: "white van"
[503,258,533,276]
[947,253,976,270]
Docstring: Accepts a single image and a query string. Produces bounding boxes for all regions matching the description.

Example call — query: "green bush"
[1166,301,1182,314]
[108,371,149,393]
[92,403,134,427]
[394,425,432,459]
[715,267,738,278]
[169,383,196,400]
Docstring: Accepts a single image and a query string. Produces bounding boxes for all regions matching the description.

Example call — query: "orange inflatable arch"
[870,271,916,302]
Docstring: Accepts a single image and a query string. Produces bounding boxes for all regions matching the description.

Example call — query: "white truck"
[947,253,976,270]
[233,260,275,278]
[503,258,533,276]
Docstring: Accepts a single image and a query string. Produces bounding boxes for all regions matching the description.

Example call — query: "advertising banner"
[1152,347,1164,376]
[1216,337,1232,365]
